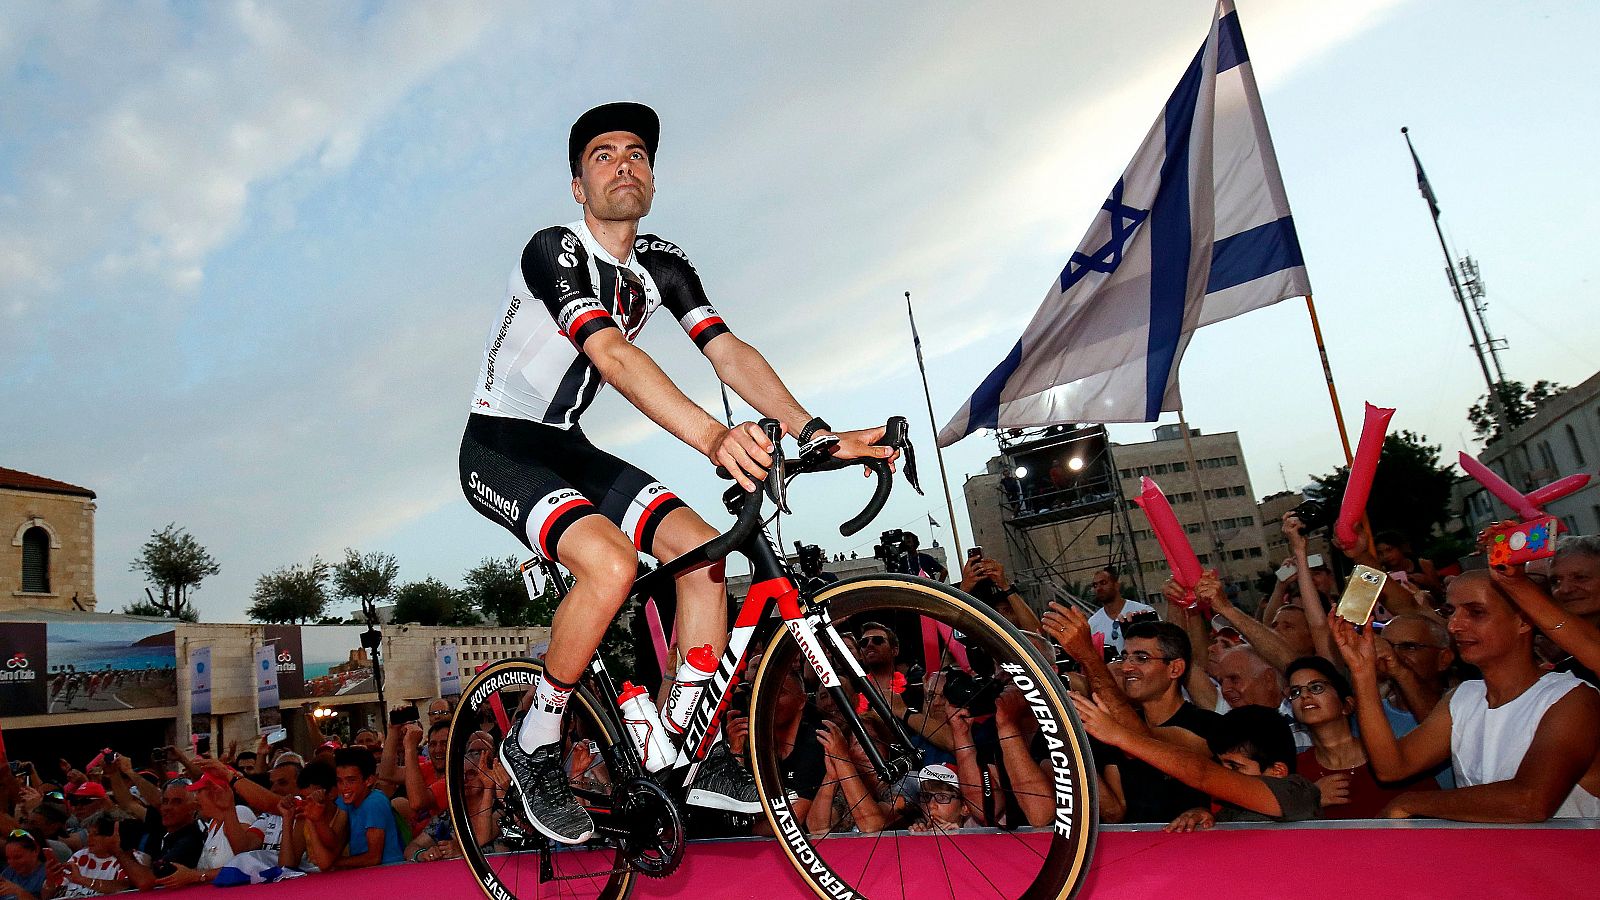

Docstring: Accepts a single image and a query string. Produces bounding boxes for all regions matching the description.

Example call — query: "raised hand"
[1041,602,1097,663]
[1164,807,1215,833]
[1316,773,1352,808]
[1328,610,1377,676]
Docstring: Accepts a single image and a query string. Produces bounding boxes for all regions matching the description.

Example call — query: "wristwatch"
[799,417,832,444]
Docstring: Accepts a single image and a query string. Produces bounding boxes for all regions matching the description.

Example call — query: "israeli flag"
[938,1,1310,446]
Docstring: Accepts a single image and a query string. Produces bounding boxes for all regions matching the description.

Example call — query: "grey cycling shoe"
[498,729,596,845]
[686,741,762,814]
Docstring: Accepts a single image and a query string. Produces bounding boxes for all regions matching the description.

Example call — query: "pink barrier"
[243,826,1600,900]
[1335,403,1394,547]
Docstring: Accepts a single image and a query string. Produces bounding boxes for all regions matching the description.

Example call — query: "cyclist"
[458,101,896,845]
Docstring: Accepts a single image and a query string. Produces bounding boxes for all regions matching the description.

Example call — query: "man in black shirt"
[1103,620,1222,823]
[133,783,204,874]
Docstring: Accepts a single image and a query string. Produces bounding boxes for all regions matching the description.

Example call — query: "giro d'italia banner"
[48,621,177,714]
[190,645,213,716]
[263,625,306,701]
[0,623,48,716]
[299,626,377,697]
[437,643,461,696]
[256,644,280,709]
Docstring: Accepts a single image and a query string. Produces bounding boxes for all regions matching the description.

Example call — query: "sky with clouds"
[3,0,1597,622]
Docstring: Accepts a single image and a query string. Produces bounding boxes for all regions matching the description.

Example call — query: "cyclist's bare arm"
[703,332,899,469]
[582,327,775,490]
[702,332,811,434]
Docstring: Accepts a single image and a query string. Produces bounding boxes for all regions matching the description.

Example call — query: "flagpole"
[906,291,965,558]
[1176,408,1229,581]
[1302,294,1355,466]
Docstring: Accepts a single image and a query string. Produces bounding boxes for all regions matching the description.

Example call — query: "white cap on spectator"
[918,764,959,787]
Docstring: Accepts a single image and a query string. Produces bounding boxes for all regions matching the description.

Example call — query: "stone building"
[1,467,96,612]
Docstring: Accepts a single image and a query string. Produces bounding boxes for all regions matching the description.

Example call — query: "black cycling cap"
[569,102,659,177]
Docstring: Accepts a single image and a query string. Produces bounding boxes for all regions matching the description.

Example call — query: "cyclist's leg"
[647,506,725,657]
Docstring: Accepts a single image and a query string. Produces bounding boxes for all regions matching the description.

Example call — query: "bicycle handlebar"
[706,416,912,564]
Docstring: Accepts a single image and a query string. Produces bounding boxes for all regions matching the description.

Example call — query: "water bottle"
[664,644,717,735]
[617,681,675,772]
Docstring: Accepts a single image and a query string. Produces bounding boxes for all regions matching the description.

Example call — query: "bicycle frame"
[523,511,924,793]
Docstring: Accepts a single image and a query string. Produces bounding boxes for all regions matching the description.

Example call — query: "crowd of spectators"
[4,518,1597,895]
[0,697,460,898]
[694,513,1600,839]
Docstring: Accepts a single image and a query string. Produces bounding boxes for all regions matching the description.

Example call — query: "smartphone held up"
[1335,565,1388,626]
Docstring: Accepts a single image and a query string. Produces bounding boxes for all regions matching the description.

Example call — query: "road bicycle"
[446,418,1097,899]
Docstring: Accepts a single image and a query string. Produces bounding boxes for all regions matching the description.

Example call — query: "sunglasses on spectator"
[857,635,890,647]
[68,796,98,806]
[1391,641,1446,653]
[1286,681,1334,700]
[7,828,39,847]
[42,791,66,801]
[1111,651,1174,665]
[918,789,958,805]
[163,777,194,789]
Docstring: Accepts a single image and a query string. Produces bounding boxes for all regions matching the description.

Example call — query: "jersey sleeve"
[521,226,619,350]
[636,235,731,352]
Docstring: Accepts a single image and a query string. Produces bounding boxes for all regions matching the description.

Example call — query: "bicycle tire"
[447,657,638,900]
[745,575,1097,900]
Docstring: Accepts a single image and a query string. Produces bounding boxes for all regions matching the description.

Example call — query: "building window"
[1096,534,1112,546]
[1171,461,1187,473]
[1537,441,1556,471]
[1567,424,1587,467]
[21,526,50,593]
[1154,463,1170,474]
[1232,485,1247,497]
[1249,547,1263,558]
[1593,505,1600,533]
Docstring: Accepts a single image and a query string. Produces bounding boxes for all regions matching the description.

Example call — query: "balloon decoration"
[1334,403,1395,547]
[1134,477,1203,608]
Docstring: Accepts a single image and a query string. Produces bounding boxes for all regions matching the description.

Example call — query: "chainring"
[615,777,685,878]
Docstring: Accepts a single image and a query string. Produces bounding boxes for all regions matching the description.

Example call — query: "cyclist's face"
[574,131,654,222]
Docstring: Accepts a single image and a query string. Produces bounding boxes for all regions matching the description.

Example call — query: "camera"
[940,667,1000,718]
[7,760,22,775]
[873,529,910,570]
[150,747,167,765]
[1289,486,1334,535]
[389,706,420,727]
[794,542,825,576]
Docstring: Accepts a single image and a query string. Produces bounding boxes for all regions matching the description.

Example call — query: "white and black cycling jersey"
[469,219,731,427]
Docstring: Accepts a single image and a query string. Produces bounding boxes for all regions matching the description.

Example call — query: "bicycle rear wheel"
[746,575,1096,900]
[447,658,639,900]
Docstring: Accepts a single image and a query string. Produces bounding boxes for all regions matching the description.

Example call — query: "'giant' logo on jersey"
[635,237,688,261]
[557,298,606,334]
[558,234,580,268]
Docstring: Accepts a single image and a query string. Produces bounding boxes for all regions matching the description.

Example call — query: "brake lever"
[760,418,790,515]
[882,416,923,496]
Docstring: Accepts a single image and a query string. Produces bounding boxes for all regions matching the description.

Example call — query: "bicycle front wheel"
[746,575,1097,900]
[447,657,639,900]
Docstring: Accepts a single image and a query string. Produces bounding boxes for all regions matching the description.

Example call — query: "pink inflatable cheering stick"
[1457,452,1541,521]
[1458,453,1591,520]
[1526,473,1592,508]
[1133,477,1203,608]
[1334,403,1395,548]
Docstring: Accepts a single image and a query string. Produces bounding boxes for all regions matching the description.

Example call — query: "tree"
[122,599,198,622]
[462,556,563,627]
[392,577,482,626]
[1308,430,1457,549]
[128,524,220,620]
[1468,379,1566,442]
[247,558,332,624]
[334,549,400,625]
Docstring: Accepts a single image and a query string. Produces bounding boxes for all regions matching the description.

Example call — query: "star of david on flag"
[938,0,1310,445]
